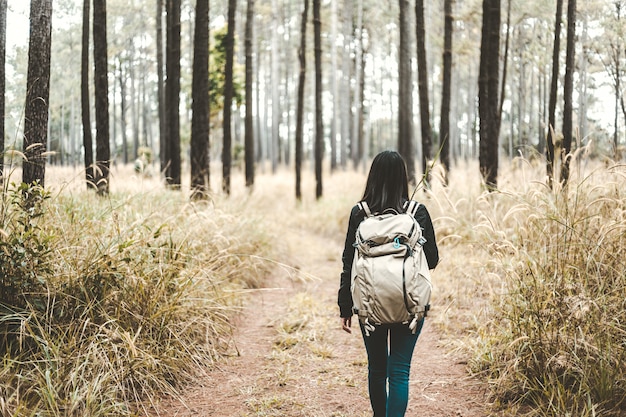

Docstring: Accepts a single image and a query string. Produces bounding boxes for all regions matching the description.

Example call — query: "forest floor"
[152,198,494,417]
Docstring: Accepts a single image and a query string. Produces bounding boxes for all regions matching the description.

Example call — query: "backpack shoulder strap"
[358,201,373,217]
[404,200,421,217]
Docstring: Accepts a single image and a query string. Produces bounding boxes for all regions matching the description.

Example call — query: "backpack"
[351,200,432,335]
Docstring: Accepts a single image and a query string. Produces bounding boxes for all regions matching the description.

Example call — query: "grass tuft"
[0,177,274,416]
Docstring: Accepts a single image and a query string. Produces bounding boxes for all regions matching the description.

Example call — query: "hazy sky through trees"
[3,1,621,136]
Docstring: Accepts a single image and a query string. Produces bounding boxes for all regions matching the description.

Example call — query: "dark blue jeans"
[360,319,424,417]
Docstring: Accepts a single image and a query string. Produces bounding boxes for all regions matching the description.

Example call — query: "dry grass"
[0,165,276,416]
[1,155,624,416]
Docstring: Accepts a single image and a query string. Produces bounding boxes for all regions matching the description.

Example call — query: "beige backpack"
[351,200,432,335]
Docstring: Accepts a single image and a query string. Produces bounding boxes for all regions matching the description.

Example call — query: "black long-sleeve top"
[337,201,439,318]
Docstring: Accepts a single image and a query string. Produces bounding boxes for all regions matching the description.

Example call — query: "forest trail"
[154,206,492,416]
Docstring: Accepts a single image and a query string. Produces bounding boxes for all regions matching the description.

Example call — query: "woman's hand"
[341,317,352,334]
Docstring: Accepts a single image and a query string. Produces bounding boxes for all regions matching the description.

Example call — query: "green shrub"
[0,182,52,313]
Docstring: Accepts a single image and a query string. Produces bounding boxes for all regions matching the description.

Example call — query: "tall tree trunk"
[398,0,415,184]
[313,0,323,199]
[190,0,210,199]
[610,2,622,160]
[118,61,128,164]
[560,0,576,186]
[157,0,166,174]
[340,0,352,169]
[282,0,292,166]
[478,0,500,190]
[93,0,110,194]
[270,0,280,172]
[498,0,511,139]
[23,0,53,187]
[80,0,94,189]
[165,0,182,188]
[295,0,308,201]
[440,0,453,185]
[0,0,6,183]
[358,37,366,171]
[547,0,563,189]
[244,0,255,187]
[415,0,432,185]
[329,0,338,172]
[222,0,237,195]
[351,0,363,169]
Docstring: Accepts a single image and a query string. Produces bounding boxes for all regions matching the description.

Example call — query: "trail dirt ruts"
[154,225,491,416]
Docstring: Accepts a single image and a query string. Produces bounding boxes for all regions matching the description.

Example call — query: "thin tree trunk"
[165,0,181,188]
[329,0,338,171]
[93,0,110,194]
[313,0,323,199]
[498,0,511,137]
[118,60,128,164]
[547,0,563,188]
[190,0,210,198]
[295,0,308,201]
[222,0,237,195]
[80,0,94,189]
[157,0,166,174]
[244,0,255,187]
[560,0,576,186]
[340,0,352,169]
[440,0,453,185]
[269,0,280,172]
[416,0,432,185]
[351,0,363,169]
[398,0,415,184]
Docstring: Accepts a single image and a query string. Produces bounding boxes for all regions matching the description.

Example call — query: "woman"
[338,150,439,417]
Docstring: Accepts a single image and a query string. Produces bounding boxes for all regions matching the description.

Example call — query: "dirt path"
[154,221,491,416]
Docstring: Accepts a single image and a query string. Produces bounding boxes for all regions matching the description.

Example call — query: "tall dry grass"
[428,156,626,416]
[0,166,275,416]
[1,155,624,416]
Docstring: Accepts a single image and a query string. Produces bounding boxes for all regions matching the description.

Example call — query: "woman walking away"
[338,150,439,417]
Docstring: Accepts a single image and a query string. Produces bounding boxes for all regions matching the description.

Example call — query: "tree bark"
[23,0,53,187]
[560,0,576,186]
[92,0,110,194]
[244,0,255,188]
[440,0,453,185]
[157,0,166,174]
[313,0,323,199]
[165,0,182,189]
[351,0,363,169]
[295,0,308,201]
[222,0,237,195]
[191,0,210,199]
[117,60,128,164]
[398,0,415,184]
[478,0,500,190]
[547,0,563,189]
[329,0,338,172]
[415,0,432,185]
[270,0,280,172]
[80,0,94,190]
[340,0,352,169]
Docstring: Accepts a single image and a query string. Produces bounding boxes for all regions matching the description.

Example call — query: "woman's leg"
[360,324,389,417]
[386,319,424,417]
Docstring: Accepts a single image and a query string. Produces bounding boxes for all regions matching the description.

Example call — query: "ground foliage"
[0,178,273,416]
[468,160,626,416]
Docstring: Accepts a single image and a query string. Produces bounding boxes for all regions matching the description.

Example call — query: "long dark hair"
[361,150,409,213]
